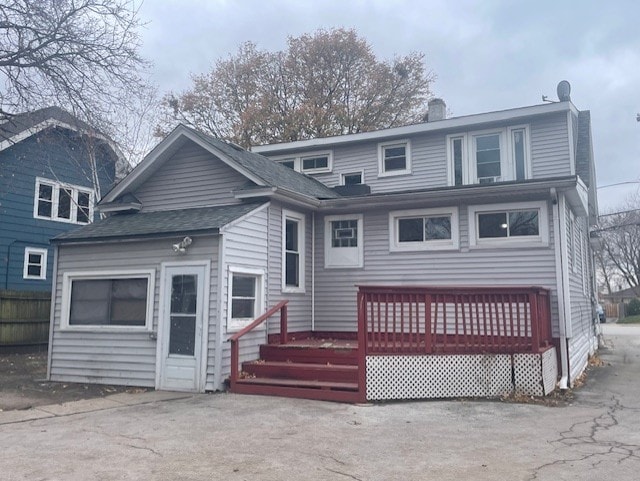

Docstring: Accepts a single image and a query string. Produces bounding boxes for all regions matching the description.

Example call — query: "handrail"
[229,300,288,390]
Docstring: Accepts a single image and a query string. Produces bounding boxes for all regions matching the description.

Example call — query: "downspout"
[551,188,569,389]
[46,245,59,380]
[311,211,315,332]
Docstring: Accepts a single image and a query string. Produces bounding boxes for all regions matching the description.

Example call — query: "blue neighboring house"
[0,107,120,292]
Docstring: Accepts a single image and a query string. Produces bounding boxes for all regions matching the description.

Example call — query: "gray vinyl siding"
[270,112,572,193]
[266,202,313,335]
[530,113,572,178]
[50,236,219,388]
[313,198,560,333]
[218,205,270,379]
[565,202,594,383]
[134,142,248,211]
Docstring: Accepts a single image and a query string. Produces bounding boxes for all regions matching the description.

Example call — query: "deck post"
[357,289,367,403]
[230,339,239,389]
[424,293,432,354]
[529,292,540,353]
[280,304,288,344]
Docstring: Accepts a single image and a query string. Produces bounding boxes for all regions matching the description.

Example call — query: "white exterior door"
[158,264,207,392]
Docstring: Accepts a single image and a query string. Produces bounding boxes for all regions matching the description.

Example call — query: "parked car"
[596,304,606,323]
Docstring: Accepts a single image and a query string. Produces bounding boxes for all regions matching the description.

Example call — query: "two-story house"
[46,82,598,403]
[0,107,119,293]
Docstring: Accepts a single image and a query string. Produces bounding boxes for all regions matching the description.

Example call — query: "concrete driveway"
[1,324,639,481]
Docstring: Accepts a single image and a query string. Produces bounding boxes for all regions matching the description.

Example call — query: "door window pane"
[171,275,197,314]
[169,316,196,355]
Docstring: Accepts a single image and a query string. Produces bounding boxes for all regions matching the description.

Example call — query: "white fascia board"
[234,186,321,209]
[101,125,267,204]
[219,202,270,233]
[252,102,576,154]
[561,177,589,217]
[97,202,142,213]
[319,177,579,212]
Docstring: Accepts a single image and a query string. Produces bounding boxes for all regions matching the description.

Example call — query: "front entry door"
[159,264,207,392]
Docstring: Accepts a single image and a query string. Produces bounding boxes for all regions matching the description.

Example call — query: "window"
[23,247,47,280]
[447,126,530,186]
[61,270,155,330]
[282,210,305,292]
[227,266,264,331]
[34,178,94,224]
[324,214,364,268]
[468,201,548,248]
[378,140,411,177]
[341,171,363,186]
[272,151,333,174]
[389,208,459,251]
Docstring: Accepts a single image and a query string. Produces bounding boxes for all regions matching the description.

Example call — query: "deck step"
[259,345,358,365]
[242,361,358,383]
[236,377,358,391]
[232,382,362,403]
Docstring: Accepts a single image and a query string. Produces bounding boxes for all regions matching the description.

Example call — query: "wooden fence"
[0,290,50,348]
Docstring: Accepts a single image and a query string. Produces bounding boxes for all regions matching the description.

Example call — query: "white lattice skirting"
[366,347,557,401]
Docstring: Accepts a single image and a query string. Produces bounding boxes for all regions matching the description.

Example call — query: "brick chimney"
[427,98,446,122]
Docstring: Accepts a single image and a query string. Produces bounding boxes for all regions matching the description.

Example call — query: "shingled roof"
[53,202,266,243]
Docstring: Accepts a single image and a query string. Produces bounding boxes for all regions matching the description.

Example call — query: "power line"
[597,180,640,189]
[599,208,640,217]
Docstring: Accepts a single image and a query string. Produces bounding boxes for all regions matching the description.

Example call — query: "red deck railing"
[228,300,288,390]
[358,286,552,356]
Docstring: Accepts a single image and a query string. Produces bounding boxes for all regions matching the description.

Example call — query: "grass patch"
[618,314,640,324]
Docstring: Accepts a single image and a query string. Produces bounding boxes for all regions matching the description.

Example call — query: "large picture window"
[61,270,154,330]
[468,201,548,248]
[34,177,93,224]
[389,208,459,251]
[282,210,305,292]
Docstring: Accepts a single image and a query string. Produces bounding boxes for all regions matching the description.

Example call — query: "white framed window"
[468,201,548,248]
[282,210,305,292]
[34,177,94,224]
[324,214,364,268]
[447,126,531,186]
[272,151,333,174]
[378,139,411,177]
[227,266,265,332]
[389,207,459,252]
[23,247,48,280]
[60,270,155,331]
[341,171,364,186]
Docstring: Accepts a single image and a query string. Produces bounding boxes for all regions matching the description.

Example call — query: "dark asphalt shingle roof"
[187,128,340,200]
[54,202,265,243]
[1,106,96,141]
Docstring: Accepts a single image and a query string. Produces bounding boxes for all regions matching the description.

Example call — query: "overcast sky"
[138,0,640,211]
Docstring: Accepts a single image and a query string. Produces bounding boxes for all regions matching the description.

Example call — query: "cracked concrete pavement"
[1,323,639,481]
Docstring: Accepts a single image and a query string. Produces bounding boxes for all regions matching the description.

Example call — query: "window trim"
[324,214,364,268]
[271,151,333,174]
[468,201,549,249]
[340,170,365,186]
[282,209,306,293]
[389,207,459,252]
[227,265,265,333]
[60,269,155,331]
[447,125,531,186]
[33,177,94,225]
[378,139,412,177]
[23,247,48,280]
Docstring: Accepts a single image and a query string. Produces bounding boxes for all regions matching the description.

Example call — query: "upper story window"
[447,126,530,186]
[378,140,411,177]
[282,210,305,292]
[468,200,548,248]
[23,247,47,280]
[341,171,364,186]
[34,177,93,224]
[274,151,333,174]
[389,207,459,252]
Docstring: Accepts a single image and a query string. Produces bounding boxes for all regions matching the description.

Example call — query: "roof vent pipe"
[426,98,446,122]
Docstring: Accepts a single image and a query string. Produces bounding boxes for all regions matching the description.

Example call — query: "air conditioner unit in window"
[478,176,501,184]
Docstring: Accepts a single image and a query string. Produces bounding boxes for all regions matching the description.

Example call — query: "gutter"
[551,187,570,389]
